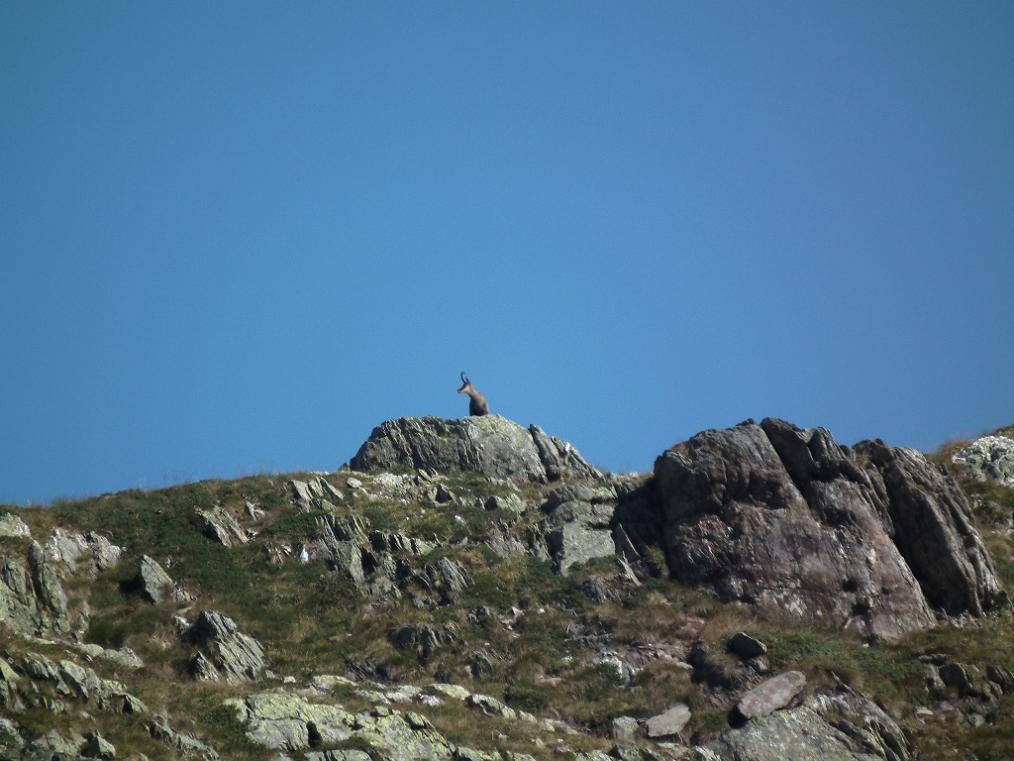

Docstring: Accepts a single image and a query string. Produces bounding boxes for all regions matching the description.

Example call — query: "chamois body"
[457,372,489,416]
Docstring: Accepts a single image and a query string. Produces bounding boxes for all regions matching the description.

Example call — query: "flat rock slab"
[737,671,806,720]
[645,703,691,738]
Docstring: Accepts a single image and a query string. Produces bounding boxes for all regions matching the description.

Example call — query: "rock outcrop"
[856,440,1006,616]
[183,611,267,682]
[710,683,910,761]
[655,419,936,639]
[350,416,601,483]
[951,435,1014,487]
[0,542,72,638]
[44,529,122,576]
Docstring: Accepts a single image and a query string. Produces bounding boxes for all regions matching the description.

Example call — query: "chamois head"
[457,372,489,417]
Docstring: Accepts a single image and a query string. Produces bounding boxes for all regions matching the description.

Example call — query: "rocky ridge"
[0,415,1010,760]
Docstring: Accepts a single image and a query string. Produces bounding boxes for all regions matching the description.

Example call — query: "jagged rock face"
[540,484,618,574]
[655,419,936,640]
[184,611,267,682]
[350,416,601,483]
[856,440,1006,616]
[0,543,72,638]
[951,435,1014,487]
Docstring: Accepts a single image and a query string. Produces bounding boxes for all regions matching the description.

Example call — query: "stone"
[85,731,116,759]
[655,419,941,640]
[0,513,30,538]
[0,543,72,637]
[350,416,601,483]
[196,508,248,547]
[541,497,617,575]
[728,632,767,659]
[44,528,123,575]
[390,624,459,660]
[939,662,971,692]
[429,683,471,700]
[148,718,220,759]
[137,555,175,604]
[711,684,910,760]
[184,610,267,682]
[484,494,526,513]
[856,439,1006,616]
[951,435,1014,487]
[645,703,691,738]
[736,671,807,720]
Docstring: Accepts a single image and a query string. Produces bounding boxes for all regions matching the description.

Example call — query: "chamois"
[457,372,489,416]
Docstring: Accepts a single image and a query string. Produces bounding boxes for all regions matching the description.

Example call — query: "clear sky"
[2,2,1012,505]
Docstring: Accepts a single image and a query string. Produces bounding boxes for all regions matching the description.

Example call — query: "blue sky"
[2,2,1012,504]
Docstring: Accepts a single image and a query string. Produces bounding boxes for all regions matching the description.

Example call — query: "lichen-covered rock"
[0,543,72,638]
[645,703,691,738]
[350,416,601,483]
[84,731,116,759]
[390,623,459,660]
[195,508,248,547]
[136,555,175,604]
[44,529,122,575]
[856,440,1006,616]
[951,435,1014,487]
[710,684,909,761]
[0,514,31,539]
[735,671,806,720]
[228,690,454,759]
[655,419,938,640]
[540,487,617,574]
[148,718,219,759]
[183,611,267,682]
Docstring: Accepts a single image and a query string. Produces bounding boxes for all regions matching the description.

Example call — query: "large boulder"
[856,440,1006,616]
[655,419,935,640]
[710,684,910,761]
[350,416,601,483]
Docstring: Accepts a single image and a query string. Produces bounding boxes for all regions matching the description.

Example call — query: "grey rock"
[655,419,938,640]
[148,718,219,759]
[350,416,601,483]
[484,494,526,513]
[137,555,174,604]
[951,435,1014,487]
[84,731,116,759]
[485,521,528,558]
[938,662,971,692]
[856,439,1006,616]
[987,664,1014,693]
[0,543,72,637]
[195,508,248,547]
[44,529,122,575]
[28,542,69,629]
[184,610,267,682]
[712,684,910,761]
[728,632,767,659]
[0,513,31,538]
[542,496,617,575]
[390,623,459,659]
[425,556,473,601]
[645,703,691,738]
[305,752,372,761]
[612,716,641,743]
[736,671,807,720]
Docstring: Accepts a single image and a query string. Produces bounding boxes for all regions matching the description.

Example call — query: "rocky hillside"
[1,415,1012,761]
